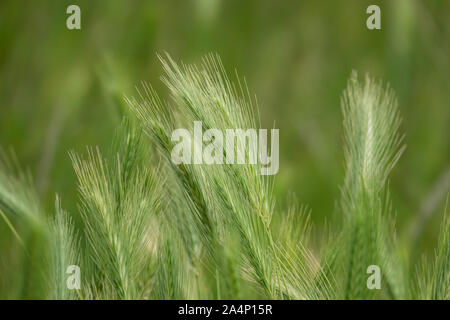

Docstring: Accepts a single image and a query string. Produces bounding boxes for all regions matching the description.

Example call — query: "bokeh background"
[0,0,448,273]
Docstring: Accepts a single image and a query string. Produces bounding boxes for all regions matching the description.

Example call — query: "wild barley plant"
[70,121,162,299]
[329,72,407,299]
[0,54,448,299]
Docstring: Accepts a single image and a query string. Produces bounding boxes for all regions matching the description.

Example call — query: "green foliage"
[0,55,448,300]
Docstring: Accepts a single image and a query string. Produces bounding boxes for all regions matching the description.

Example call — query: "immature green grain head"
[336,72,407,299]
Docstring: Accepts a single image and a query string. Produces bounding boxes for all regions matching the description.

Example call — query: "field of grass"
[0,1,448,299]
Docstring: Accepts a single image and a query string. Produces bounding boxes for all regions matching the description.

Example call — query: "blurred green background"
[0,0,448,265]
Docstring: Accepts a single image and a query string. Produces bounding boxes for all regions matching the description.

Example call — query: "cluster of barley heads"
[0,54,448,299]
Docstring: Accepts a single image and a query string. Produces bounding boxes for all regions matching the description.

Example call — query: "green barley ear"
[273,202,334,299]
[128,54,329,299]
[157,54,277,296]
[126,57,251,298]
[336,72,406,299]
[70,120,161,299]
[430,201,450,299]
[417,198,449,299]
[48,196,80,299]
[152,222,194,299]
[341,71,405,201]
